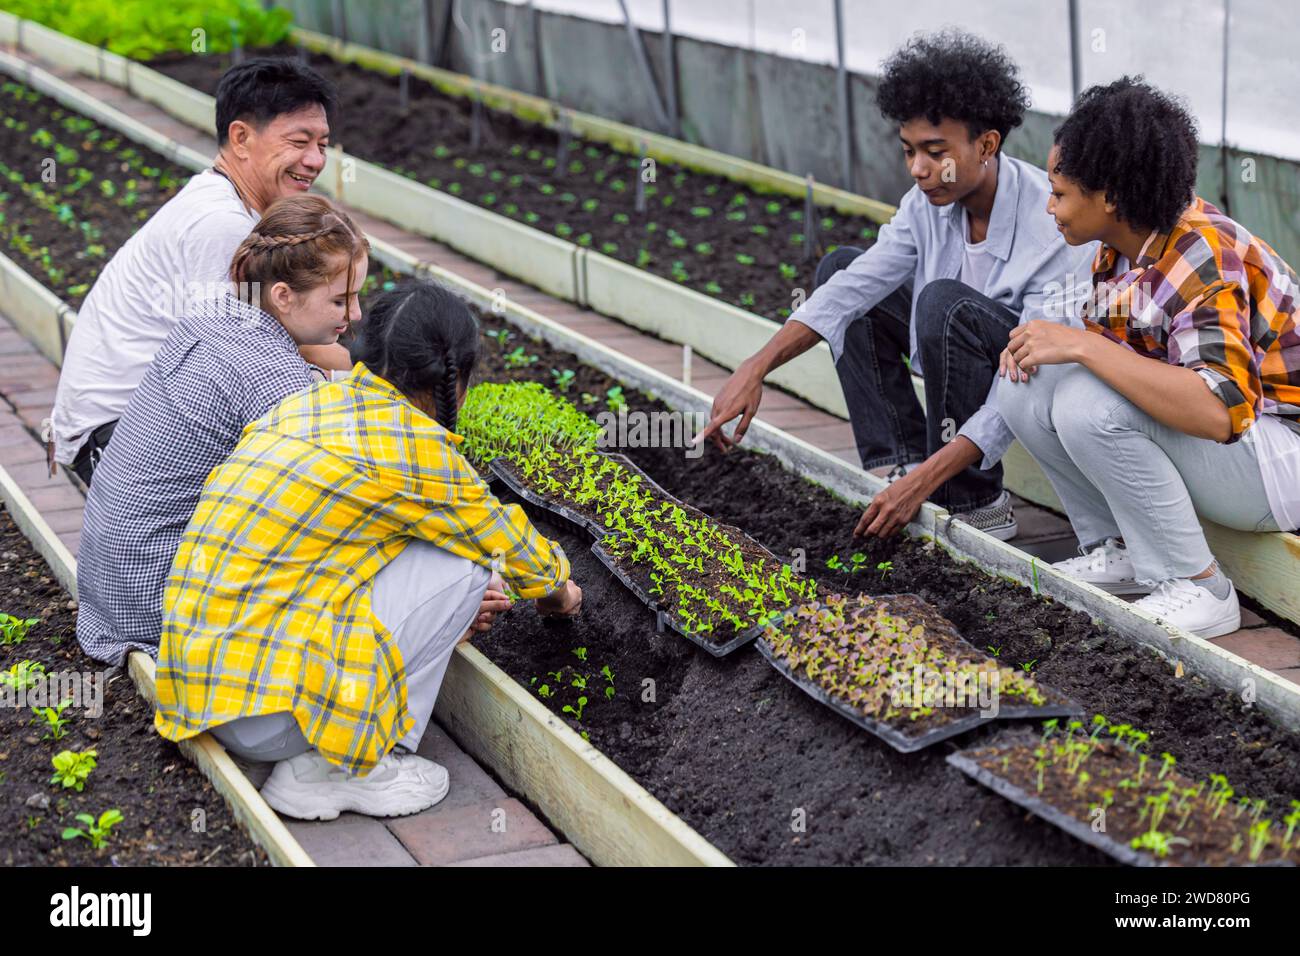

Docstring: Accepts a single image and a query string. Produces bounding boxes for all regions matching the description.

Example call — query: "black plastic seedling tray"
[946,748,1160,866]
[489,452,782,657]
[756,595,1082,753]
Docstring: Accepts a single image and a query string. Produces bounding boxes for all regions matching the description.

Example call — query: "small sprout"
[0,613,39,645]
[50,749,97,792]
[62,809,124,849]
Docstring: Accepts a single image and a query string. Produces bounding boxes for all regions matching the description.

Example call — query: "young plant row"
[0,79,184,306]
[458,381,818,646]
[962,716,1300,865]
[1,0,292,60]
[762,592,1056,733]
[0,614,123,850]
[406,139,879,319]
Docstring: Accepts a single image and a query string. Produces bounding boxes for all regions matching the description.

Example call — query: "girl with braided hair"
[155,280,581,820]
[77,193,370,668]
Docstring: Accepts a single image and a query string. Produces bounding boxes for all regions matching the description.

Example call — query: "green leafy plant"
[61,808,123,849]
[0,613,39,645]
[31,698,74,741]
[50,749,98,792]
[0,658,45,691]
[504,346,538,369]
[550,368,576,392]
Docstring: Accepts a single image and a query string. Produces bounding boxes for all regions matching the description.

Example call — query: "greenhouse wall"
[274,0,1300,266]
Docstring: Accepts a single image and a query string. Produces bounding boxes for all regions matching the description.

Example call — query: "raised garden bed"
[0,78,186,309]
[0,510,265,865]
[758,592,1078,752]
[148,45,879,322]
[949,717,1300,866]
[6,73,1300,866]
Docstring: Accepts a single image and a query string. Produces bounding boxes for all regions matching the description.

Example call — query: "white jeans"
[210,541,491,762]
[996,364,1283,583]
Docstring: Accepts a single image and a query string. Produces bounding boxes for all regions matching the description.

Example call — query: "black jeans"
[70,420,117,488]
[816,246,1019,512]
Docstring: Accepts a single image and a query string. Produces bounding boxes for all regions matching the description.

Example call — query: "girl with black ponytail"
[157,279,581,823]
[348,281,477,433]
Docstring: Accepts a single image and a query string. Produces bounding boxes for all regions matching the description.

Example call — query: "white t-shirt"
[961,235,995,294]
[1244,413,1300,533]
[51,169,258,464]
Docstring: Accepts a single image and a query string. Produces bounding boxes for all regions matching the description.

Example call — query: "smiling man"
[50,57,339,486]
[696,30,1095,540]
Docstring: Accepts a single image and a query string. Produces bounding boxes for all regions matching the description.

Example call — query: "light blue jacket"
[791,152,1097,468]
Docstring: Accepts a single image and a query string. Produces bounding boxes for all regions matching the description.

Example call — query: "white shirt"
[1244,411,1300,532]
[960,234,996,294]
[51,169,258,464]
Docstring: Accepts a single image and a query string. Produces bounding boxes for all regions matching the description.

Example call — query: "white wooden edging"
[0,247,73,366]
[0,461,314,867]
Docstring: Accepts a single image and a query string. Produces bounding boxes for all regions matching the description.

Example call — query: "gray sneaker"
[952,491,1018,541]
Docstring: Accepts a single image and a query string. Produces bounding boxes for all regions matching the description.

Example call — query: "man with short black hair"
[51,57,343,486]
[696,30,1095,540]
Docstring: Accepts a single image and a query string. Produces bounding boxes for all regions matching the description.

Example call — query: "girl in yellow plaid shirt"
[155,282,583,820]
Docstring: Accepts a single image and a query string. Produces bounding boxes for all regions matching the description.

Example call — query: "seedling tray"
[946,746,1159,866]
[490,452,785,657]
[490,457,606,537]
[756,594,1081,753]
[588,540,767,656]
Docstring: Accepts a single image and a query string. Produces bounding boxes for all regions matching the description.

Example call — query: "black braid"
[435,348,459,432]
[351,280,480,427]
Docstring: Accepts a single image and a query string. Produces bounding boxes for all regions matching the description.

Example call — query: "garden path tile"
[386,797,558,866]
[444,843,589,866]
[1209,627,1300,672]
[284,813,418,867]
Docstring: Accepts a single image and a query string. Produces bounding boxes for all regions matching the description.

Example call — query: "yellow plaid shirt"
[154,363,570,774]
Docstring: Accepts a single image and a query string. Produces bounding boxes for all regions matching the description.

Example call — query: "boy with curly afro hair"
[698,29,1095,543]
[997,77,1300,638]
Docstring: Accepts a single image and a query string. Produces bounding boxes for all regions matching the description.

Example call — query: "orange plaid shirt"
[1082,197,1300,442]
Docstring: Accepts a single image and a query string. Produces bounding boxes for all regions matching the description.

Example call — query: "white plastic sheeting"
[520,0,1298,161]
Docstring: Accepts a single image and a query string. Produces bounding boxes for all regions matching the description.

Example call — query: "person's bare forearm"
[300,342,354,371]
[749,319,825,377]
[910,436,983,495]
[1077,335,1232,441]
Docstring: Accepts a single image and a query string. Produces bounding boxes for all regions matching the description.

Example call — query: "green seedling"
[572,646,588,663]
[876,560,894,579]
[605,386,626,412]
[562,696,588,721]
[550,368,576,392]
[61,809,123,850]
[32,698,74,740]
[824,554,844,571]
[503,346,538,369]
[0,613,39,645]
[0,659,45,691]
[50,749,97,792]
[486,328,514,348]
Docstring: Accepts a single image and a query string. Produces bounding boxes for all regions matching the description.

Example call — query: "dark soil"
[149,46,878,321]
[460,306,1300,866]
[0,512,266,866]
[0,79,187,309]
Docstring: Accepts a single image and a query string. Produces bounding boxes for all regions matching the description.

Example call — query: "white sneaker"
[1051,537,1151,596]
[1132,577,1241,639]
[953,490,1018,541]
[260,749,450,821]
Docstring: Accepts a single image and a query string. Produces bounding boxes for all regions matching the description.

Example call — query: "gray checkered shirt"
[76,293,317,665]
